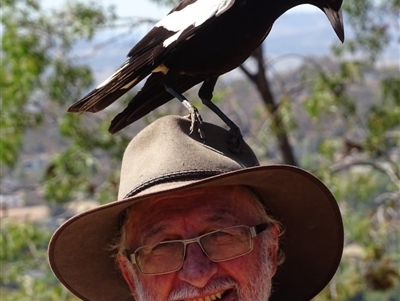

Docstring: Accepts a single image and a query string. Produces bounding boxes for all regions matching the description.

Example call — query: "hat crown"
[118,116,259,199]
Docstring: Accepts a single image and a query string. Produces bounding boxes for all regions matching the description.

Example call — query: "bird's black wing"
[67,31,172,114]
[68,0,236,113]
[126,0,198,58]
[127,0,236,58]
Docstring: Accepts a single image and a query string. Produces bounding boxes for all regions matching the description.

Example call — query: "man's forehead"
[128,186,255,228]
[153,207,240,224]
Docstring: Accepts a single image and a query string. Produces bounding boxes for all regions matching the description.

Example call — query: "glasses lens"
[136,241,184,274]
[201,226,252,261]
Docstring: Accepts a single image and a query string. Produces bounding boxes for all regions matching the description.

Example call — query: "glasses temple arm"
[251,222,270,237]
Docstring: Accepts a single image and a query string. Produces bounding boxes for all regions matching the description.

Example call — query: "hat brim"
[48,165,343,301]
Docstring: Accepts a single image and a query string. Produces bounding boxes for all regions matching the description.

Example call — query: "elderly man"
[48,115,343,301]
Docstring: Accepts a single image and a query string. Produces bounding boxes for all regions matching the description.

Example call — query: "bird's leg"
[199,77,244,152]
[164,85,205,139]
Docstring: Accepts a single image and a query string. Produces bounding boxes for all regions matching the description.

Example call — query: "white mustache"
[168,277,237,301]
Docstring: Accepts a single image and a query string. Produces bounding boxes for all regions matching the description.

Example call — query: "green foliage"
[1,220,80,300]
[1,0,116,168]
[1,2,128,296]
[300,0,400,299]
[366,77,400,153]
[303,61,362,122]
[43,113,129,204]
[1,0,126,204]
[333,0,396,63]
[272,94,298,133]
[150,0,180,7]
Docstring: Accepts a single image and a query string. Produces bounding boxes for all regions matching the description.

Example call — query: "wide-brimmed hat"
[48,115,343,301]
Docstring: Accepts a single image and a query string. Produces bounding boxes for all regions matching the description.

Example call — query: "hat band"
[124,169,226,198]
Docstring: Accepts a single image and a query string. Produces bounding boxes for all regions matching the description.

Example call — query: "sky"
[41,0,168,18]
[41,0,168,19]
[43,0,322,19]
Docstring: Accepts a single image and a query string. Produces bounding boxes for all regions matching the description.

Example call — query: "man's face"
[118,186,278,301]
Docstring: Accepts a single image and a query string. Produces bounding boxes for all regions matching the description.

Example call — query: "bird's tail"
[109,73,202,134]
[68,57,156,113]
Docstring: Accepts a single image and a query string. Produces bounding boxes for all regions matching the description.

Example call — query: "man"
[48,115,343,301]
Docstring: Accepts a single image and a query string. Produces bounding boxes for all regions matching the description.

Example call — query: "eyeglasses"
[127,223,269,275]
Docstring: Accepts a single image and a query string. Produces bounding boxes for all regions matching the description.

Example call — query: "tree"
[1,0,126,298]
[1,0,131,205]
[301,1,400,299]
[1,0,399,300]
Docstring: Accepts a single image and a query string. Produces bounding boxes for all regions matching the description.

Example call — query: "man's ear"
[116,254,138,295]
[267,225,280,277]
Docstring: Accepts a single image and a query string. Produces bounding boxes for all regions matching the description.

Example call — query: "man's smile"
[182,289,229,301]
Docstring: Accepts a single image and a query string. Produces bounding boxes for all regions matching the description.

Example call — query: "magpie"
[69,0,344,145]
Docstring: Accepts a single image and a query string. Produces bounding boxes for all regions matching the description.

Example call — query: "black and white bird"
[69,0,344,144]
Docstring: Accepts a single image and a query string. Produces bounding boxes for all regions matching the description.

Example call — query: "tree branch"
[240,45,297,166]
[330,157,400,188]
[239,64,257,82]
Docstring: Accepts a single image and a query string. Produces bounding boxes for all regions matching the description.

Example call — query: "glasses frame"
[127,222,269,275]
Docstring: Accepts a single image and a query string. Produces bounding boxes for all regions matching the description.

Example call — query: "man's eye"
[151,243,170,252]
[209,231,236,243]
[150,242,181,255]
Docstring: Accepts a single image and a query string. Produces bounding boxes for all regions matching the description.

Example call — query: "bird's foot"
[228,127,244,153]
[185,107,205,140]
[180,99,205,140]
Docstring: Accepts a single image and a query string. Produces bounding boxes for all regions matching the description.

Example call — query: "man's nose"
[177,242,218,287]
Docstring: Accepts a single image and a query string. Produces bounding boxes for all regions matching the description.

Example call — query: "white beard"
[132,235,274,301]
[238,238,273,301]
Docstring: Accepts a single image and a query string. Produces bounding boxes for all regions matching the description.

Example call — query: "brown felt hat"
[48,115,343,301]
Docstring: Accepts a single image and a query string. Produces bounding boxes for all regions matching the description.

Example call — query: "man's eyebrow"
[139,209,240,243]
[140,224,168,243]
[206,210,239,224]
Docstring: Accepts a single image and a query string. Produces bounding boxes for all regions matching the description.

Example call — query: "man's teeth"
[184,290,225,301]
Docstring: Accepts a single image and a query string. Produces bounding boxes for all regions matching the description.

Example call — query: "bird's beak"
[324,7,345,43]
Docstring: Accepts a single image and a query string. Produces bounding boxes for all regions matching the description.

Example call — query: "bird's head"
[317,0,345,42]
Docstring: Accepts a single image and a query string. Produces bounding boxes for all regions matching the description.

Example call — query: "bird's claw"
[186,108,205,140]
[228,127,244,153]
